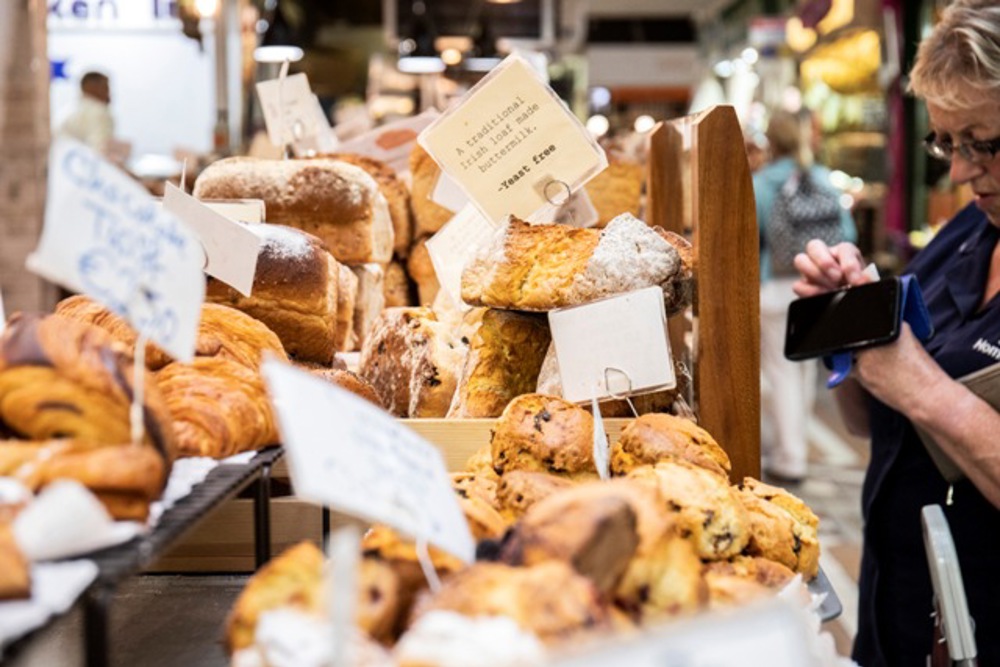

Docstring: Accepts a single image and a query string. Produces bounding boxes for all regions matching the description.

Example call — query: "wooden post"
[647,105,761,483]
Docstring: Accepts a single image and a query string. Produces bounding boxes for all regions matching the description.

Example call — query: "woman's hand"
[792,240,870,297]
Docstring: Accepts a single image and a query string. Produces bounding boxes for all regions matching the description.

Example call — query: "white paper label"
[548,286,676,403]
[430,171,469,213]
[263,360,476,563]
[338,109,440,178]
[257,73,325,148]
[29,139,204,362]
[198,199,266,224]
[163,183,261,296]
[418,54,608,224]
[425,204,501,308]
[290,95,339,158]
[327,525,360,666]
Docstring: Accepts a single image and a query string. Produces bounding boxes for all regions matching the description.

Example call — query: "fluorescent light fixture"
[254,46,304,63]
[397,56,446,73]
[464,57,502,72]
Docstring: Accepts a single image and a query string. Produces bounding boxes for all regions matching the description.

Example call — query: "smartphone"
[784,278,902,361]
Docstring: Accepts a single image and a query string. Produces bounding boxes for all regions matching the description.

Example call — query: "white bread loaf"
[350,263,386,350]
[192,156,394,265]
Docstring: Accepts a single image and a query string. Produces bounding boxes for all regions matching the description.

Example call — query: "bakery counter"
[1,446,283,667]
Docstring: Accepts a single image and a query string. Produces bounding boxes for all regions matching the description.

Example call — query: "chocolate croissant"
[56,295,287,371]
[155,356,278,458]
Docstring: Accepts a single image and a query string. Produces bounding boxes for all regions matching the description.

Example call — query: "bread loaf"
[409,145,456,238]
[350,263,385,350]
[309,368,383,407]
[407,237,440,306]
[192,156,394,265]
[358,307,465,418]
[584,159,644,227]
[383,260,413,308]
[206,224,342,365]
[335,264,359,352]
[324,152,412,257]
[447,310,551,418]
[462,214,692,312]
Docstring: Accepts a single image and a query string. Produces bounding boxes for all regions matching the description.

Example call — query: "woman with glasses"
[793,1,1000,664]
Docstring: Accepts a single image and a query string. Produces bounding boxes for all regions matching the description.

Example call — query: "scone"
[494,470,574,522]
[739,478,820,579]
[491,394,598,481]
[610,413,731,479]
[627,460,750,560]
[702,555,796,609]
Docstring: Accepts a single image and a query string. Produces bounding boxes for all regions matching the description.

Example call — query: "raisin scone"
[739,478,820,579]
[610,413,731,479]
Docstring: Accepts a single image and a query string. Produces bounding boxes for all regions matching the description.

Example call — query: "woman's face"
[927,100,1000,225]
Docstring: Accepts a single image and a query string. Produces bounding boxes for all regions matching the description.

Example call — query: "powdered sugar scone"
[395,611,547,667]
[460,214,692,313]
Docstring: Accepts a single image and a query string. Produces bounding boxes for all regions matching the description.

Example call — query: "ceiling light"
[464,57,502,72]
[253,46,304,64]
[397,56,446,74]
[586,114,610,137]
[441,48,463,66]
[741,47,759,65]
[713,59,734,78]
[634,115,656,133]
[589,86,612,109]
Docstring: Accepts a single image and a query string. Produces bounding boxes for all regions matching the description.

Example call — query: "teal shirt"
[753,157,857,282]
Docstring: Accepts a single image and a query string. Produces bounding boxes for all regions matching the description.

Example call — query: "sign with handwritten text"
[163,183,260,296]
[263,360,475,563]
[548,286,675,403]
[28,138,204,362]
[256,73,327,148]
[418,54,608,224]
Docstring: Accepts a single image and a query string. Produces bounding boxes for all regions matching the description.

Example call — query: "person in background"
[57,71,114,155]
[793,1,1000,663]
[754,108,856,484]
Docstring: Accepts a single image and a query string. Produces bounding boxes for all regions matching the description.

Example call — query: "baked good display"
[455,491,507,542]
[351,263,386,350]
[494,470,573,521]
[702,556,796,609]
[206,224,344,364]
[583,159,644,228]
[406,237,440,307]
[309,368,383,407]
[383,260,414,308]
[192,156,394,265]
[409,561,611,644]
[447,310,551,419]
[155,356,278,458]
[738,478,820,579]
[490,394,598,481]
[409,145,456,239]
[336,264,360,352]
[56,296,287,372]
[0,523,30,600]
[610,413,731,479]
[358,307,465,418]
[450,471,499,507]
[627,460,750,560]
[461,214,692,313]
[325,152,412,258]
[395,611,547,667]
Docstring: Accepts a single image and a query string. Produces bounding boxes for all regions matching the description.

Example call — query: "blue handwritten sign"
[28,138,204,362]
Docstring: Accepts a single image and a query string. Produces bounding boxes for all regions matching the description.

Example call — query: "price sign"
[28,139,204,362]
[338,109,440,178]
[256,73,328,149]
[419,54,607,224]
[425,204,501,308]
[163,183,261,296]
[548,286,675,403]
[263,360,476,563]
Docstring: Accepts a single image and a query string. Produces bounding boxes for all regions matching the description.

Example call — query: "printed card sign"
[163,183,261,296]
[425,204,501,308]
[29,138,204,362]
[256,73,327,148]
[430,171,469,213]
[418,54,608,224]
[548,286,675,403]
[263,360,476,563]
[338,109,440,178]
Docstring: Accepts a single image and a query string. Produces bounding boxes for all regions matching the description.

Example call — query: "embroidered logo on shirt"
[972,337,1000,360]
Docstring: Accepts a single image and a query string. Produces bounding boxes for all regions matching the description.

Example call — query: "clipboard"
[915,361,1000,483]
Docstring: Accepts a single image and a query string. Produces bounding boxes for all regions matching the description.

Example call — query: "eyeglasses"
[924,131,1000,164]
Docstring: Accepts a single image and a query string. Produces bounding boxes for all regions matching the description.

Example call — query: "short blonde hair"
[908,0,1000,110]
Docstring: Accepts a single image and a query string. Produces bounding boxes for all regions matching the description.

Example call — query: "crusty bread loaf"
[350,263,385,350]
[584,159,644,228]
[324,152,412,257]
[447,310,551,418]
[206,224,342,365]
[409,145,456,238]
[407,236,440,306]
[383,260,413,308]
[192,156,394,265]
[336,264,358,352]
[358,307,465,418]
[461,214,692,312]
[309,368,383,408]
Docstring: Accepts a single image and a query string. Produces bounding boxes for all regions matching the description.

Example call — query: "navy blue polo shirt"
[854,203,1000,666]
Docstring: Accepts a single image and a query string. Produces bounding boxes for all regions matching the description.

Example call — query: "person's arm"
[833,377,871,437]
[855,325,1000,508]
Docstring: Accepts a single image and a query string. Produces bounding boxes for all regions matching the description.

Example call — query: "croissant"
[0,313,177,461]
[155,356,278,458]
[56,296,287,371]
